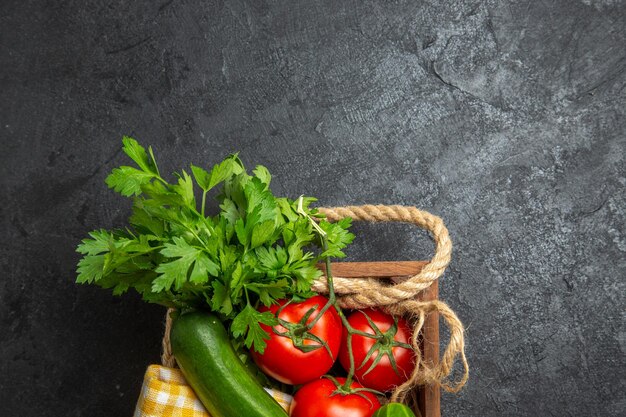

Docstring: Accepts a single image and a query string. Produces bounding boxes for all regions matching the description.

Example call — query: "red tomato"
[290,377,381,417]
[339,308,415,392]
[251,295,342,385]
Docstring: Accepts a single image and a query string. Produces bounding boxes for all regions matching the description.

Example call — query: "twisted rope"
[386,300,468,399]
[161,309,176,368]
[312,205,468,397]
[312,205,452,309]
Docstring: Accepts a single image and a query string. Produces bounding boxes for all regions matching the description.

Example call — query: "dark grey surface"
[1,0,625,416]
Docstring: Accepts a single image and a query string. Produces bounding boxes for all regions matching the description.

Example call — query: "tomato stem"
[297,197,384,392]
[317,227,360,390]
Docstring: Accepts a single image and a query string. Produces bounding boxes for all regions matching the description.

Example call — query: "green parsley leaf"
[190,253,219,284]
[172,170,195,206]
[231,304,278,353]
[76,230,110,255]
[105,166,155,196]
[219,198,240,225]
[190,164,211,190]
[191,155,244,192]
[276,197,299,222]
[319,219,355,258]
[76,255,105,283]
[251,220,276,249]
[292,265,324,292]
[234,218,249,247]
[254,246,288,271]
[153,237,218,291]
[211,280,232,315]
[121,136,158,175]
[252,165,271,188]
[246,279,289,307]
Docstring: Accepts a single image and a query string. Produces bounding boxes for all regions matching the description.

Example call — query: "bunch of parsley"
[76,137,354,353]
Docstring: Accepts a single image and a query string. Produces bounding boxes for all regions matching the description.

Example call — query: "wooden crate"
[319,260,440,417]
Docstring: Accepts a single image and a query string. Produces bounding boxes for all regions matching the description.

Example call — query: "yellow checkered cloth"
[134,365,292,417]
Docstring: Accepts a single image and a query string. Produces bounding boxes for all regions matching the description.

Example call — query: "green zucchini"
[170,310,289,417]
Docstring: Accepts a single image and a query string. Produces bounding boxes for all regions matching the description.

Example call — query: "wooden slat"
[315,260,440,417]
[317,260,428,279]
[420,280,440,417]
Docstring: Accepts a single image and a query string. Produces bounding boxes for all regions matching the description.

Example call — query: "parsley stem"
[304,241,335,329]
[106,245,165,272]
[148,146,161,177]
[201,190,208,217]
[185,227,205,246]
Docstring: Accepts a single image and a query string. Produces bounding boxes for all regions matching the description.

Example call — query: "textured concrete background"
[1,0,625,416]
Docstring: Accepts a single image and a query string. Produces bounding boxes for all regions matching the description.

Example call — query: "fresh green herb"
[76,137,354,353]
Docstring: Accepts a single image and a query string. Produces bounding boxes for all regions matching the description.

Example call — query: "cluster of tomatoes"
[251,295,416,417]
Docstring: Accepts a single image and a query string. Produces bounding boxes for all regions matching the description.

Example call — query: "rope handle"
[313,205,468,396]
[312,205,452,309]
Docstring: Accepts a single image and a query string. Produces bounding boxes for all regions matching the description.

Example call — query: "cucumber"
[170,310,289,417]
[373,403,418,417]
